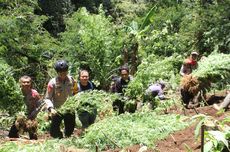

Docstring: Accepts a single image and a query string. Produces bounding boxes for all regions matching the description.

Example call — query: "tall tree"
[0,0,59,92]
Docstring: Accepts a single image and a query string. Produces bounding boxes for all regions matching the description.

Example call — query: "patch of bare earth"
[154,91,229,152]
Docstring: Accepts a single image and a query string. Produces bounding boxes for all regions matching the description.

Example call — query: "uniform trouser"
[8,120,38,140]
[78,109,97,129]
[220,93,230,109]
[50,112,75,138]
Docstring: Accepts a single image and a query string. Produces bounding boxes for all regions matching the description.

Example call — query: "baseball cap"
[191,51,199,56]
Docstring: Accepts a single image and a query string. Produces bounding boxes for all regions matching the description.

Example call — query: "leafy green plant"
[60,7,123,88]
[58,90,119,120]
[193,53,230,84]
[0,62,24,115]
[0,110,15,130]
[36,111,51,133]
[204,130,229,152]
[192,114,230,152]
[0,0,60,92]
[70,111,189,151]
[126,55,182,99]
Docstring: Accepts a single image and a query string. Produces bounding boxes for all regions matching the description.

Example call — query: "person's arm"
[158,88,165,100]
[27,90,41,119]
[219,93,230,109]
[180,65,185,76]
[44,80,55,109]
[32,90,41,108]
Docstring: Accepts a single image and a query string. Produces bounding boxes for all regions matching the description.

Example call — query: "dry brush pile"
[180,53,230,105]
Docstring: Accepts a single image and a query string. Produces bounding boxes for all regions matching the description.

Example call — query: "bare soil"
[155,106,229,152]
[0,91,229,152]
[139,91,229,152]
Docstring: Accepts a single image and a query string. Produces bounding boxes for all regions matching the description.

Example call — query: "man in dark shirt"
[77,70,95,92]
[112,66,133,114]
[113,66,133,94]
[77,69,97,129]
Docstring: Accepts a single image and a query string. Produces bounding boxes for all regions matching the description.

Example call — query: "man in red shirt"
[180,51,199,76]
[8,75,40,140]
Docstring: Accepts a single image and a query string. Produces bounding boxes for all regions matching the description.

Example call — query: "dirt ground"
[154,105,229,152]
[0,91,229,152]
[108,91,230,152]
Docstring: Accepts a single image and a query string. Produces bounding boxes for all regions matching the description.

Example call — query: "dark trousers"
[8,123,19,138]
[50,113,75,138]
[181,89,193,104]
[112,99,125,114]
[78,109,97,129]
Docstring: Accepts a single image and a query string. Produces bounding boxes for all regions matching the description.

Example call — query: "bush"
[0,61,24,115]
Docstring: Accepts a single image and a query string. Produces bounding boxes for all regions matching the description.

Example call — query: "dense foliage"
[58,90,118,119]
[0,0,229,151]
[126,55,182,99]
[193,53,230,84]
[0,0,59,92]
[60,8,124,88]
[0,62,24,115]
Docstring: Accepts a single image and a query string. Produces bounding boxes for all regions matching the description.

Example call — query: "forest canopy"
[0,0,229,114]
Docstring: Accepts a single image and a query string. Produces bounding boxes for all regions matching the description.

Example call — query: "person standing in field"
[112,66,133,114]
[8,75,41,140]
[77,69,97,129]
[180,51,199,76]
[44,60,77,138]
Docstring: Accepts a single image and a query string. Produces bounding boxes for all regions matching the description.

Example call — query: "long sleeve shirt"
[145,84,165,100]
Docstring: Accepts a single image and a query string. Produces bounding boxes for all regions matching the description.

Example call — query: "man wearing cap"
[44,60,77,138]
[180,51,199,76]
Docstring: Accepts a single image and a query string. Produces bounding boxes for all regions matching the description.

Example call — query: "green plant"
[58,90,119,119]
[60,7,123,88]
[193,53,230,84]
[0,62,24,115]
[126,55,182,99]
[193,114,230,152]
[0,0,60,92]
